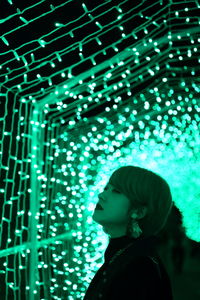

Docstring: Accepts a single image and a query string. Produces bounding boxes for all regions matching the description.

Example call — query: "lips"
[95,203,103,210]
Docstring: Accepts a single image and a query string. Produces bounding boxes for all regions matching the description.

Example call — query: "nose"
[98,194,105,202]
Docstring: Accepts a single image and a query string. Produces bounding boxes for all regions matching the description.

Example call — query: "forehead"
[105,183,130,202]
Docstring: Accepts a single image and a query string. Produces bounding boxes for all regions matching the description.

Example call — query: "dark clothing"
[83,235,173,299]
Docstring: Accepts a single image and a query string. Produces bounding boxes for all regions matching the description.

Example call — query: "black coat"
[83,235,173,299]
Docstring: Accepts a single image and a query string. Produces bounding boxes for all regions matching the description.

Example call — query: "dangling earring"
[130,213,142,238]
[131,219,142,238]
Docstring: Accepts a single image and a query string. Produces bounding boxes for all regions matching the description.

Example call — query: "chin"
[92,211,99,219]
[92,211,98,220]
[92,212,103,224]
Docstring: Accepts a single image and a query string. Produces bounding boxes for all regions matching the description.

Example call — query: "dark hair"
[109,165,173,238]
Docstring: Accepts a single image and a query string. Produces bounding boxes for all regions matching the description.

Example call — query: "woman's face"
[92,182,132,237]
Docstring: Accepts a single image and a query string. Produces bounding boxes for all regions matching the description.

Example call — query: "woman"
[83,165,174,300]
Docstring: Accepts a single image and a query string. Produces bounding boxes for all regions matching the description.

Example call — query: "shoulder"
[133,255,160,268]
[109,256,163,299]
[132,255,160,268]
[120,255,161,281]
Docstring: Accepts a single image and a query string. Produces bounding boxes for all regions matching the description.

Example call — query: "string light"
[0,0,200,299]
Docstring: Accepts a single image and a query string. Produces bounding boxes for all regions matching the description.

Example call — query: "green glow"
[0,0,199,299]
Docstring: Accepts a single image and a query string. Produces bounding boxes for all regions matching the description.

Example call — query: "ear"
[131,206,147,219]
[138,206,147,219]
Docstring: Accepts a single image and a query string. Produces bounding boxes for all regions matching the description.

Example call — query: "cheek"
[111,205,127,219]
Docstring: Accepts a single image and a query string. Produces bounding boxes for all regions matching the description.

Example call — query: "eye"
[113,189,121,194]
[104,186,120,193]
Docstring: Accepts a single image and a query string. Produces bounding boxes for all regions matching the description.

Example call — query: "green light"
[0,1,199,299]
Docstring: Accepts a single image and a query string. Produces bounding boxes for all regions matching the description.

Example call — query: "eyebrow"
[105,183,115,189]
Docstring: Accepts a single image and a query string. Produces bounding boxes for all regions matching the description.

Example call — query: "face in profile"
[92,183,132,236]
